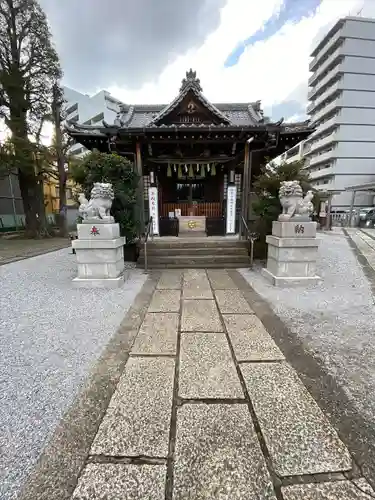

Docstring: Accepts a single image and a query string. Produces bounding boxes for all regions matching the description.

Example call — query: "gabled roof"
[148,69,231,126]
[111,70,266,129]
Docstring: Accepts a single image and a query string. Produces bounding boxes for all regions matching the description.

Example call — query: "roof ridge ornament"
[180,69,202,92]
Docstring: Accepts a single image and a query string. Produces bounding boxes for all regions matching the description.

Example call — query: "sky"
[38,0,375,124]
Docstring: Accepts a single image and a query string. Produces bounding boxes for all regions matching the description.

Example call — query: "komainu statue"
[278,180,314,221]
[78,183,115,222]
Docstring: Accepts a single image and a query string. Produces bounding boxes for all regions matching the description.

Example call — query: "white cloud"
[106,0,367,117]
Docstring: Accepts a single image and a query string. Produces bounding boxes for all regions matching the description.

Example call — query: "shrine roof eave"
[66,121,313,144]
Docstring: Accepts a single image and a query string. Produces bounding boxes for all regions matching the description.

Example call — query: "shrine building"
[66,70,312,237]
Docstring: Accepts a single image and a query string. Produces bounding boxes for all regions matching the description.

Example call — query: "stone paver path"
[71,269,374,499]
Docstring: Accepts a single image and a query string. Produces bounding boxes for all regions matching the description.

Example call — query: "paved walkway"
[63,269,374,500]
[346,228,375,271]
[0,236,70,265]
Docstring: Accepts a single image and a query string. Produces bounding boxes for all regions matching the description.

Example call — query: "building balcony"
[307,81,340,115]
[309,31,341,72]
[308,115,337,140]
[308,166,334,180]
[308,65,341,101]
[306,132,337,156]
[308,47,342,87]
[308,149,335,167]
[310,98,341,126]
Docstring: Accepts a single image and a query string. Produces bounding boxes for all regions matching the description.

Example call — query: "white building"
[304,16,375,209]
[63,87,124,156]
[266,140,308,168]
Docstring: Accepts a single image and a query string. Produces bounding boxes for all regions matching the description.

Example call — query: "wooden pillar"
[240,141,251,238]
[135,142,145,229]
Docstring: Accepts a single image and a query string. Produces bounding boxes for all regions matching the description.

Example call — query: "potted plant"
[70,150,140,261]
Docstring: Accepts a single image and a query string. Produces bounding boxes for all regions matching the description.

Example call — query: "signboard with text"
[148,187,159,235]
[226,185,237,234]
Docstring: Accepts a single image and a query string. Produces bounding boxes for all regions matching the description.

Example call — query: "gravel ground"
[0,249,146,500]
[241,231,375,424]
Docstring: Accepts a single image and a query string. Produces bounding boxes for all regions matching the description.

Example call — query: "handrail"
[144,217,153,272]
[241,215,258,268]
[241,215,249,237]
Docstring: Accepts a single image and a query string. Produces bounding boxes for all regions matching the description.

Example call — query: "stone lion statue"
[78,182,115,222]
[278,181,314,221]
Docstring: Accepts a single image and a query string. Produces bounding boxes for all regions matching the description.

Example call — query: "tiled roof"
[65,72,312,136]
[115,102,265,128]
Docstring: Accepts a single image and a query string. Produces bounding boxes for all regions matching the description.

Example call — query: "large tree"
[0,0,62,236]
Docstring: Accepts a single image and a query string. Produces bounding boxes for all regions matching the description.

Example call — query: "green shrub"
[70,150,139,243]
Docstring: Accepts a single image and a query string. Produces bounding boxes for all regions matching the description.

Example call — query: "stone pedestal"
[72,221,126,288]
[262,221,321,287]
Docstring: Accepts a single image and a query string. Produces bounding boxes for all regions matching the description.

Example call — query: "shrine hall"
[66,70,311,237]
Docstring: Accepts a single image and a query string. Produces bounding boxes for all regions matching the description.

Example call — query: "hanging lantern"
[167,163,172,177]
[178,165,182,178]
[211,163,216,176]
[207,163,210,172]
[185,164,188,174]
[200,164,205,178]
[188,164,194,177]
[196,164,200,173]
[174,164,177,172]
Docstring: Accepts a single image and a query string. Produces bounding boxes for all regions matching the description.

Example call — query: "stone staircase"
[137,237,251,269]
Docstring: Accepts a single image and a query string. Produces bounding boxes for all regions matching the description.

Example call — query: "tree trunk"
[10,110,48,237]
[18,168,40,237]
[54,91,68,237]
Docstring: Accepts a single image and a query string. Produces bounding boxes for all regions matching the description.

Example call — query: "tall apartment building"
[304,16,375,209]
[63,87,124,156]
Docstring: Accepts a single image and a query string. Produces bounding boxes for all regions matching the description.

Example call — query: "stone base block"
[77,223,120,240]
[77,259,124,279]
[272,221,317,238]
[261,268,321,287]
[266,257,317,277]
[72,274,126,289]
[73,237,125,250]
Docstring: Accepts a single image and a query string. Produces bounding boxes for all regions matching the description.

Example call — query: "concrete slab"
[241,362,352,476]
[181,300,222,332]
[183,286,213,299]
[71,464,166,499]
[179,332,243,398]
[215,289,253,314]
[131,313,179,355]
[173,404,276,500]
[183,269,210,287]
[157,271,182,290]
[91,357,174,457]
[182,269,212,298]
[148,289,181,312]
[282,479,375,499]
[207,269,237,289]
[223,314,284,361]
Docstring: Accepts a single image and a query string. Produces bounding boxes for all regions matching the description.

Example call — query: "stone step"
[145,241,248,250]
[138,255,250,267]
[137,262,250,269]
[140,247,249,257]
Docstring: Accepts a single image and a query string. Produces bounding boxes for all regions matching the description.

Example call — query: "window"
[66,188,73,199]
[65,102,78,115]
[91,112,104,124]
